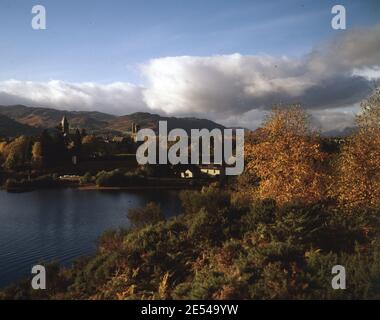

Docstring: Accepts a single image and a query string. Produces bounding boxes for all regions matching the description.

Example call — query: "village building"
[59,116,81,165]
[61,116,69,136]
[181,169,194,179]
[199,164,225,176]
[179,164,225,179]
[131,122,141,143]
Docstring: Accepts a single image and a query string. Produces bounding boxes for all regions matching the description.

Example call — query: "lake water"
[0,188,181,288]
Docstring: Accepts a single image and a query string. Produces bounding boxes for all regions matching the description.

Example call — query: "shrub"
[95,170,125,187]
[32,175,59,188]
[127,202,164,229]
[80,172,93,184]
[4,175,59,191]
[179,185,230,215]
[95,169,144,187]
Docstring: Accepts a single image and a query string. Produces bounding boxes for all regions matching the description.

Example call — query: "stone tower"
[131,122,140,142]
[61,116,69,135]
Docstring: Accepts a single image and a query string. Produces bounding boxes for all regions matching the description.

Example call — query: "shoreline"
[78,184,200,191]
[1,182,202,193]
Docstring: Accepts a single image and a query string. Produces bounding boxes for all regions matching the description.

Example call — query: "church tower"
[61,116,69,135]
[131,122,140,142]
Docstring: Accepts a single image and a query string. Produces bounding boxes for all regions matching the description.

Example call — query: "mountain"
[0,105,225,135]
[0,114,40,137]
[106,112,225,133]
[322,126,357,137]
[0,105,116,131]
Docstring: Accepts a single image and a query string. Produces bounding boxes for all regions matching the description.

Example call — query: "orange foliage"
[334,90,380,208]
[245,105,328,205]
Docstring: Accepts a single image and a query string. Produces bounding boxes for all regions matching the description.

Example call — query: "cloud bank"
[0,24,379,131]
[0,80,148,115]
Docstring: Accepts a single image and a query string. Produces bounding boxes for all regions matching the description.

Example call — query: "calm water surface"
[0,188,181,288]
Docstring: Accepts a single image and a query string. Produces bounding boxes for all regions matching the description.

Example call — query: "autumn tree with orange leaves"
[334,90,380,209]
[245,105,328,205]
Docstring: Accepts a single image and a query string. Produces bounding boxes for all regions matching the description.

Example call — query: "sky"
[0,0,379,131]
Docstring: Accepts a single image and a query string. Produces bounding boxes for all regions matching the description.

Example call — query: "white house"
[181,169,194,179]
[199,165,225,176]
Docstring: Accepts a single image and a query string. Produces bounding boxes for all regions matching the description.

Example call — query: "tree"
[82,135,106,157]
[3,136,32,170]
[80,128,87,137]
[245,105,328,205]
[39,130,68,167]
[82,135,97,145]
[31,141,43,168]
[334,90,380,209]
[39,130,53,167]
[0,141,9,163]
[127,202,164,229]
[73,129,82,153]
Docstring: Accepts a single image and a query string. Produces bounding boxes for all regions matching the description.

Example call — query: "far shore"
[1,181,203,193]
[78,184,200,191]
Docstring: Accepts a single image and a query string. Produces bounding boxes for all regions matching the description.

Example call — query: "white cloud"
[142,26,380,117]
[218,108,358,133]
[0,80,147,115]
[310,108,357,133]
[0,24,379,131]
[216,109,266,130]
[353,66,380,80]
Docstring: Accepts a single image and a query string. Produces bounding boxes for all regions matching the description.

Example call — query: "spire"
[61,116,69,134]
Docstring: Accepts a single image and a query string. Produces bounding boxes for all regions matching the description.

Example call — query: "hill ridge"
[0,105,225,135]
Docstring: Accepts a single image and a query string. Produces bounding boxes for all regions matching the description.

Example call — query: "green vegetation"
[5,175,60,192]
[80,172,94,184]
[95,169,144,187]
[1,184,379,300]
[127,202,164,230]
[0,114,39,138]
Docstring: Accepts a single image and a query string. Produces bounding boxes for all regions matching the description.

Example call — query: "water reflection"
[0,189,181,288]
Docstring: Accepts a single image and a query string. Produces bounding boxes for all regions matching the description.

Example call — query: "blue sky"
[0,0,379,131]
[1,0,379,83]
